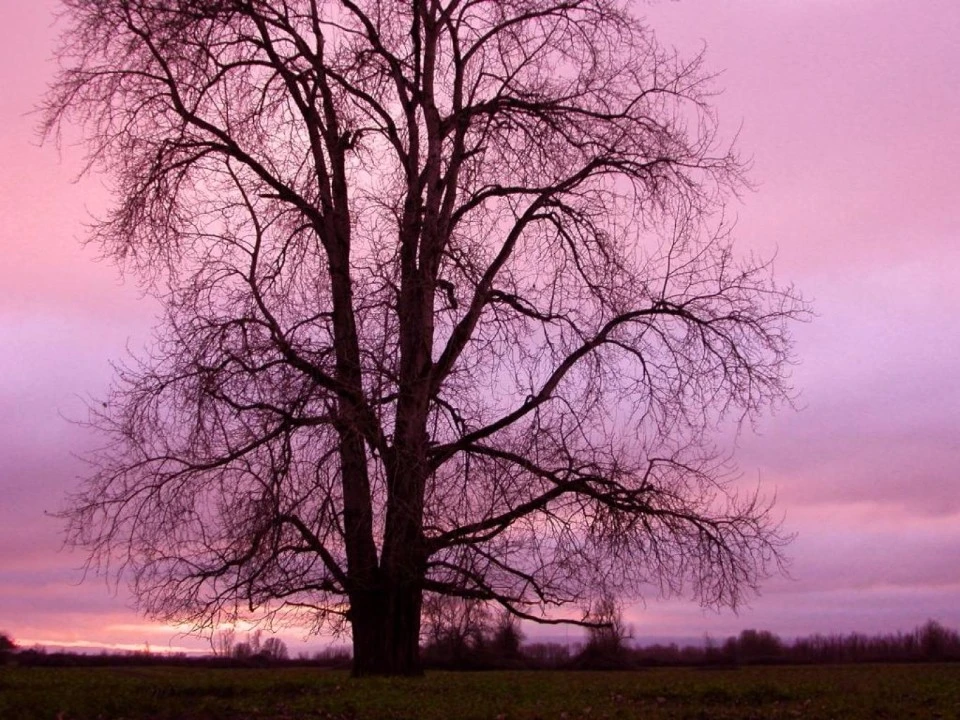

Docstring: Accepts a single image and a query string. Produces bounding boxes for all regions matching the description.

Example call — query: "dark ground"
[2,664,960,719]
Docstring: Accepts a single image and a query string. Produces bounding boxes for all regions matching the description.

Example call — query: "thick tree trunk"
[350,582,424,676]
[349,460,426,676]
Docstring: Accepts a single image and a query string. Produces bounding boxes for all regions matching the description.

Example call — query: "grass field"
[2,664,959,719]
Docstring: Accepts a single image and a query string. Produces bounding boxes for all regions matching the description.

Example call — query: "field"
[2,664,959,719]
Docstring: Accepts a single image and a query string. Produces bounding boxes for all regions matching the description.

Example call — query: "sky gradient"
[2,0,959,653]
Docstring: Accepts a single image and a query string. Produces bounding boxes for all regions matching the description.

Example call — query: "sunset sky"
[1,0,958,654]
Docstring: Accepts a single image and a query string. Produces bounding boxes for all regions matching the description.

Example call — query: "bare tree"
[490,608,524,662]
[421,593,491,665]
[578,594,631,667]
[45,0,805,675]
[585,596,631,650]
[211,627,236,658]
[233,641,253,660]
[261,636,290,661]
[231,628,262,659]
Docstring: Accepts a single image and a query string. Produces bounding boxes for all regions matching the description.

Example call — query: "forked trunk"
[350,582,424,676]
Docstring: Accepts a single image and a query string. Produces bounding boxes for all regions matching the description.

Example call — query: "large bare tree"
[45,0,804,675]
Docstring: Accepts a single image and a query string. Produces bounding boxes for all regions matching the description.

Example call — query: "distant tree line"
[0,627,350,669]
[210,629,289,662]
[4,617,960,669]
[5,644,351,670]
[416,598,960,669]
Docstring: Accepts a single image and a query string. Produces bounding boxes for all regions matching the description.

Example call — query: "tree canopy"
[45,0,805,675]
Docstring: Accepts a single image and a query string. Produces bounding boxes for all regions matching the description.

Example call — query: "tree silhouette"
[490,608,524,664]
[261,636,290,661]
[45,0,804,675]
[579,595,631,668]
[421,593,491,666]
[211,627,236,658]
[0,633,16,655]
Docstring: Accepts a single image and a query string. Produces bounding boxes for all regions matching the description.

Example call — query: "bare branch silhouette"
[45,0,806,675]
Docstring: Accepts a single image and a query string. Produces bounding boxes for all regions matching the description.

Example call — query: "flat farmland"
[1,664,959,719]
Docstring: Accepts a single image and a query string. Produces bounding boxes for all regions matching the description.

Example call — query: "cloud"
[625,582,960,642]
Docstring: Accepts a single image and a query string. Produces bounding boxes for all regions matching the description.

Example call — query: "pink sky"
[1,0,959,653]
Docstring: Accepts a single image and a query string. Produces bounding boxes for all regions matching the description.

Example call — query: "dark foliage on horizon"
[5,644,352,670]
[11,621,958,670]
[0,632,17,661]
[423,619,960,670]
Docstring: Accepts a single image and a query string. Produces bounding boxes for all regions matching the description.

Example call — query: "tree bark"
[350,581,424,677]
[350,448,429,676]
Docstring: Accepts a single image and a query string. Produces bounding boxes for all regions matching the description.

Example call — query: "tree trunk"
[350,582,424,676]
